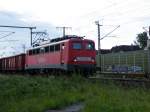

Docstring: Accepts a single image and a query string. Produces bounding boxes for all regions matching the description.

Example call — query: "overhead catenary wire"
[80,0,146,22]
[0,40,19,42]
[80,0,132,18]
[0,30,15,36]
[73,2,149,38]
[71,0,150,40]
[77,0,150,29]
[101,25,120,40]
[0,32,15,40]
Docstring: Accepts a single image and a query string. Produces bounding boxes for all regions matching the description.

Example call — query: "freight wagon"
[0,54,25,72]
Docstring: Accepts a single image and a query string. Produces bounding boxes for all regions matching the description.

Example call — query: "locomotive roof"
[50,35,84,43]
[28,35,94,50]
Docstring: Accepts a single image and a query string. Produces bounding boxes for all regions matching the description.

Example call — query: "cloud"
[0,0,150,51]
[0,11,60,57]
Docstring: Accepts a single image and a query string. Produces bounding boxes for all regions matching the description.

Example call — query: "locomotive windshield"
[85,42,95,50]
[72,42,95,50]
[72,43,82,50]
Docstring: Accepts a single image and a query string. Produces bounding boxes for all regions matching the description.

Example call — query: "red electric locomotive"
[25,35,96,74]
[0,35,96,75]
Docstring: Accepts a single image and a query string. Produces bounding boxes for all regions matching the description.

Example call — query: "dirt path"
[46,102,84,112]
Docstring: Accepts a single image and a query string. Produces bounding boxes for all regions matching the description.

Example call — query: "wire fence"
[96,50,150,74]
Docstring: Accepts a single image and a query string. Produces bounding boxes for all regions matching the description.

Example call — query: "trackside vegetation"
[0,74,150,112]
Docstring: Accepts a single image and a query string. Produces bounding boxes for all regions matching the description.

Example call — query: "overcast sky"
[0,0,150,56]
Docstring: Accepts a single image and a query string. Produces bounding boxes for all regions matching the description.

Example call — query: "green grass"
[0,74,150,112]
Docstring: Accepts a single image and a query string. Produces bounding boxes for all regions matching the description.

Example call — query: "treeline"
[97,45,141,54]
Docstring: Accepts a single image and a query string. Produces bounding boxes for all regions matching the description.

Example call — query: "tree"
[134,32,148,49]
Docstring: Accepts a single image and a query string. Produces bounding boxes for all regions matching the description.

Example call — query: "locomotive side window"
[85,42,95,50]
[50,45,54,52]
[36,48,40,54]
[29,49,40,55]
[45,46,49,53]
[72,43,82,50]
[55,44,60,51]
[33,49,36,55]
[40,48,45,53]
[29,50,32,55]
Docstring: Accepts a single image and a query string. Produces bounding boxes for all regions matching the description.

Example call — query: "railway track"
[89,75,150,88]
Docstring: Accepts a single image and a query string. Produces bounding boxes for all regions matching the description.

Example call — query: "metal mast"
[56,26,72,37]
[95,21,102,70]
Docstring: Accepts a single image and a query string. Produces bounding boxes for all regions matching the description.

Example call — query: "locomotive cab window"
[85,42,95,50]
[72,43,82,50]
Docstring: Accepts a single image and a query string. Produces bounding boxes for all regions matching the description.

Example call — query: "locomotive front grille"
[74,57,95,62]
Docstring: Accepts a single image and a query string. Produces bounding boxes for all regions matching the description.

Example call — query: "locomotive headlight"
[91,58,95,62]
[74,58,77,62]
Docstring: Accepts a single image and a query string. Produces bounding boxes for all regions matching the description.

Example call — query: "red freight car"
[0,54,25,72]
[25,35,96,73]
